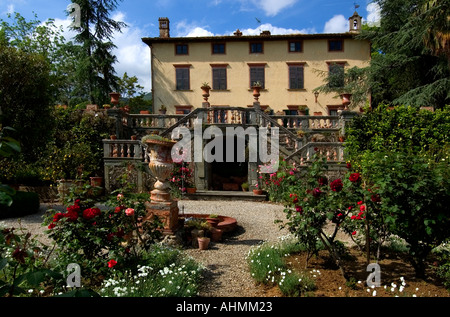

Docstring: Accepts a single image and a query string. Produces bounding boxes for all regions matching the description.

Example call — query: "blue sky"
[0,0,381,93]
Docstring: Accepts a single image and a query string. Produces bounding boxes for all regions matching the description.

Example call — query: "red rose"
[296,206,303,213]
[66,210,79,222]
[312,188,322,198]
[371,194,381,202]
[108,259,117,268]
[83,208,101,220]
[360,205,366,212]
[48,223,56,229]
[53,213,65,223]
[349,173,361,182]
[318,177,328,186]
[330,179,343,192]
[352,231,357,236]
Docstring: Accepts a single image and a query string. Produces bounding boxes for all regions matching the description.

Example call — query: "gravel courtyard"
[0,199,290,297]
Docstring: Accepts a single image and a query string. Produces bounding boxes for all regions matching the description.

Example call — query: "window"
[328,39,343,52]
[212,66,227,90]
[289,41,302,52]
[249,65,265,88]
[288,64,304,89]
[175,44,188,55]
[328,63,345,88]
[212,43,226,54]
[327,105,341,116]
[250,42,263,54]
[175,66,190,90]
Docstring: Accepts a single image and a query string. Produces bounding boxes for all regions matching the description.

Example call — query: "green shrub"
[0,191,40,219]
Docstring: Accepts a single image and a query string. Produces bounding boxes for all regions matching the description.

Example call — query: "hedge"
[0,191,40,220]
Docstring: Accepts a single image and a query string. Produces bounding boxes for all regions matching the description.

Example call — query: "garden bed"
[259,247,449,297]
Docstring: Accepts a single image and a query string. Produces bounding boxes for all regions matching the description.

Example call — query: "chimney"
[159,17,170,38]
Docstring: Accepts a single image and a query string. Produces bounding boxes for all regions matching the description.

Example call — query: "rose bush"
[45,190,163,284]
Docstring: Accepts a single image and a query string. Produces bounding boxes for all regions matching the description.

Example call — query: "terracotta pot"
[110,135,117,140]
[198,237,210,250]
[186,187,197,194]
[201,86,211,101]
[206,217,220,228]
[210,228,223,242]
[90,177,103,187]
[109,92,120,106]
[252,86,261,101]
[341,93,352,110]
[253,189,264,195]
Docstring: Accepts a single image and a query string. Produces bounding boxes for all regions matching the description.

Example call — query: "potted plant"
[253,184,264,195]
[159,105,167,114]
[241,182,249,192]
[298,105,308,115]
[206,214,220,228]
[210,227,223,242]
[186,187,197,194]
[198,236,210,250]
[103,104,111,110]
[251,81,262,101]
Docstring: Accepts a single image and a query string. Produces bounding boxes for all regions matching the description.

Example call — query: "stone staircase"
[103,104,356,194]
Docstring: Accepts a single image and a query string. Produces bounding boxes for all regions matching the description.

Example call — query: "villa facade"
[142,12,370,116]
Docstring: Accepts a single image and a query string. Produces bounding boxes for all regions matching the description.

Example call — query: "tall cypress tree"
[69,0,126,105]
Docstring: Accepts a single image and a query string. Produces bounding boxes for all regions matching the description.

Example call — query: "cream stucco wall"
[150,37,370,114]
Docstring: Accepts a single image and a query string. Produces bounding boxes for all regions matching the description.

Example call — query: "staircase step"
[180,190,267,202]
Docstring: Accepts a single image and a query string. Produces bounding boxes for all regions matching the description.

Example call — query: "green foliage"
[0,46,52,161]
[357,0,450,108]
[39,108,115,182]
[0,226,64,297]
[0,191,40,220]
[70,0,127,105]
[345,105,450,165]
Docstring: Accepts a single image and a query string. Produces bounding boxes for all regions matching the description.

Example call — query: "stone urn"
[340,93,352,110]
[144,138,177,202]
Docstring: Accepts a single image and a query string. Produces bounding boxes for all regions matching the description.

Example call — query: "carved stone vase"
[144,138,177,202]
[143,138,180,234]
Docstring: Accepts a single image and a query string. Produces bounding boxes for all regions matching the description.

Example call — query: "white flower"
[372,290,377,296]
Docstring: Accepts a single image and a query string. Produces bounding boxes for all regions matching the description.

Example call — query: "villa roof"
[142,32,359,47]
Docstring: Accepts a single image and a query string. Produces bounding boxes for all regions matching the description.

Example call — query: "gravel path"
[0,200,290,297]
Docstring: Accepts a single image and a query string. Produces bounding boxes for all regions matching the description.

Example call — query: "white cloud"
[246,0,298,17]
[323,15,349,33]
[366,3,381,26]
[239,23,314,35]
[110,12,151,92]
[175,20,214,37]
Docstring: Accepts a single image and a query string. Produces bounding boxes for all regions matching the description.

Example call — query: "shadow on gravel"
[222,225,265,246]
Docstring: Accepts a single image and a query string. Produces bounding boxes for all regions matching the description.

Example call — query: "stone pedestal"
[144,201,180,235]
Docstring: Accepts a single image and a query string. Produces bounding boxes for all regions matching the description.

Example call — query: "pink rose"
[125,208,135,216]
